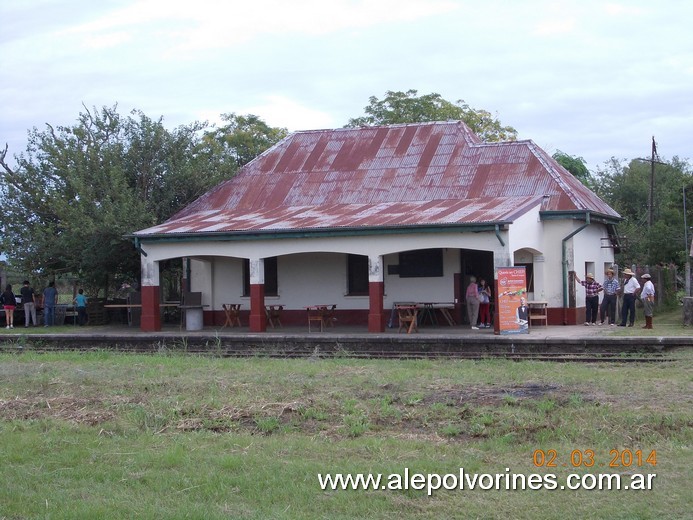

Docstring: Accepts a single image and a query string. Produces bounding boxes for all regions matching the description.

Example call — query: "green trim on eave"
[129,222,510,244]
[539,210,622,225]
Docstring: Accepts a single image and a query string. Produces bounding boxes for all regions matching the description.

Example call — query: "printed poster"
[496,266,528,335]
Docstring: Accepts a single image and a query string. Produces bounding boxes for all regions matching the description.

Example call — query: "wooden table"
[306,305,336,332]
[104,303,179,326]
[418,302,457,326]
[222,304,242,328]
[104,304,142,326]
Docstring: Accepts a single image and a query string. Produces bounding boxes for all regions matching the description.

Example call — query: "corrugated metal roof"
[135,121,620,237]
[137,196,542,235]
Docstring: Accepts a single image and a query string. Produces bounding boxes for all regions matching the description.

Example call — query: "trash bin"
[185,307,204,331]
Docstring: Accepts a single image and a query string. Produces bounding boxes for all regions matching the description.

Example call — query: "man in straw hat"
[599,268,620,326]
[640,273,655,329]
[618,268,640,327]
[574,272,603,325]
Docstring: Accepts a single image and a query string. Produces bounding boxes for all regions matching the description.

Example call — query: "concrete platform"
[2,322,691,357]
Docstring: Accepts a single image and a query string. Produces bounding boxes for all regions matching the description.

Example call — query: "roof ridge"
[525,140,585,210]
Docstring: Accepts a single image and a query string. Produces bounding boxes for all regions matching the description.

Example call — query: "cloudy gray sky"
[1,0,691,171]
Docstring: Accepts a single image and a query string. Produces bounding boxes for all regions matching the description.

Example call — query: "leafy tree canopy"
[0,105,286,296]
[592,156,693,266]
[346,89,518,142]
[552,150,592,185]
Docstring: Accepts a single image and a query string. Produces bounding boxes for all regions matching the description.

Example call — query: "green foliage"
[0,106,286,296]
[593,156,693,266]
[346,89,518,142]
[552,150,592,185]
[202,113,288,168]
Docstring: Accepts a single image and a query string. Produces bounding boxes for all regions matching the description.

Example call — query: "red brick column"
[249,283,266,332]
[140,285,161,332]
[368,281,385,332]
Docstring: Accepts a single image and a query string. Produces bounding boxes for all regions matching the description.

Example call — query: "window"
[398,249,443,278]
[243,257,278,296]
[347,254,369,295]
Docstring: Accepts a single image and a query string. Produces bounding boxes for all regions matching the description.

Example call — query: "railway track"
[1,343,675,362]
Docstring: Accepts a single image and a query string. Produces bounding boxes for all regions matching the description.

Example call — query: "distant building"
[133,121,621,331]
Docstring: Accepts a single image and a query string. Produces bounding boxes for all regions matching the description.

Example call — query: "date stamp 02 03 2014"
[532,449,657,469]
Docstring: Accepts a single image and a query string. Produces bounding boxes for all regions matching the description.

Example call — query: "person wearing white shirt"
[618,269,640,327]
[640,273,655,329]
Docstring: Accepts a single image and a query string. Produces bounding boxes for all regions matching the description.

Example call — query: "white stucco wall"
[140,231,507,311]
[139,214,616,313]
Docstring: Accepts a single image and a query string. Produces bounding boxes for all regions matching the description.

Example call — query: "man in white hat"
[618,269,640,327]
[573,272,603,325]
[640,273,655,329]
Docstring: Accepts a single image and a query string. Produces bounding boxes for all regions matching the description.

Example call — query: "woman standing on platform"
[477,278,492,328]
[2,284,17,329]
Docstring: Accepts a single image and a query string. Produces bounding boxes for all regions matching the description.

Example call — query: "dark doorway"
[458,249,495,324]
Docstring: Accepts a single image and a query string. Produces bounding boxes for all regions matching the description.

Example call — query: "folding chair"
[222,304,242,327]
[265,305,283,328]
[397,305,418,334]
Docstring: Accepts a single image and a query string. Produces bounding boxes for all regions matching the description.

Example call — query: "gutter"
[495,224,505,247]
[133,237,147,257]
[561,213,591,324]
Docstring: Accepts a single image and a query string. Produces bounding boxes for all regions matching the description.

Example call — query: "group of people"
[464,268,656,331]
[574,268,655,329]
[1,281,89,328]
[465,276,492,329]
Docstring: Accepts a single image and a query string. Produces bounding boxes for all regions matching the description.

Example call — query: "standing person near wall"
[43,282,58,327]
[599,269,620,326]
[73,289,88,326]
[640,273,655,329]
[20,280,37,327]
[618,269,640,327]
[2,284,17,329]
[477,278,492,328]
[465,276,480,330]
[573,272,603,325]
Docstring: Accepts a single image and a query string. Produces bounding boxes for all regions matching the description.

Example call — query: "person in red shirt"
[574,272,603,325]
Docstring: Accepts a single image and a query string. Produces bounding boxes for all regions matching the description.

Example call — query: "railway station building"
[132,121,621,332]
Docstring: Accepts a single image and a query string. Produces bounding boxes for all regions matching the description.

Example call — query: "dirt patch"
[0,395,137,426]
[421,383,572,406]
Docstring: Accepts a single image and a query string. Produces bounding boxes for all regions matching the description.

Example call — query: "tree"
[552,150,592,186]
[593,156,693,266]
[0,105,287,296]
[346,89,518,142]
[201,113,288,169]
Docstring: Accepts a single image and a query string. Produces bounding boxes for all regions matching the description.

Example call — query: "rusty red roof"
[135,121,620,237]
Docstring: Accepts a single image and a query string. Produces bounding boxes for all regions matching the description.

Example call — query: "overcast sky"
[1,0,691,172]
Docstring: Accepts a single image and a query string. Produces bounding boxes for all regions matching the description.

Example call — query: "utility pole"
[648,136,657,228]
[684,186,689,254]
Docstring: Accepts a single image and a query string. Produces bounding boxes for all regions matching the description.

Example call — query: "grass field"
[0,341,691,519]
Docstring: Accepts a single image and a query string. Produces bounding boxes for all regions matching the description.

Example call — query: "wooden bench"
[528,301,548,327]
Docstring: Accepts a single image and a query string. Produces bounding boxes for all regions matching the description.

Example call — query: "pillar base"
[140,286,161,332]
[249,284,266,332]
[368,281,385,333]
